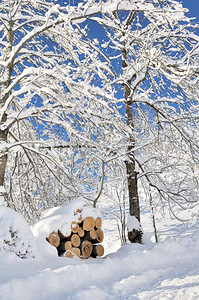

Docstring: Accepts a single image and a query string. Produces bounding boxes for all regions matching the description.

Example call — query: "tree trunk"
[0,106,8,206]
[0,16,14,203]
[0,114,7,188]
[122,55,142,244]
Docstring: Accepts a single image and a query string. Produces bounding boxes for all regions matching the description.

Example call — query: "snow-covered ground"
[0,203,199,300]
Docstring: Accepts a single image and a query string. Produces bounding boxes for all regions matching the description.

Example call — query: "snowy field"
[0,203,199,300]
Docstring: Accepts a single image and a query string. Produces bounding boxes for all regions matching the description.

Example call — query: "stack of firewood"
[47,212,104,259]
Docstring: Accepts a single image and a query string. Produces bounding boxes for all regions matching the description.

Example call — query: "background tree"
[74,0,199,243]
[0,0,120,220]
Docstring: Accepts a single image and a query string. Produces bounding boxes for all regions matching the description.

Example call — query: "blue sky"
[56,1,199,22]
[182,0,199,22]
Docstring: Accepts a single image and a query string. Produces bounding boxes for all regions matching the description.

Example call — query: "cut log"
[78,214,82,223]
[95,229,104,243]
[73,208,83,223]
[48,214,103,259]
[83,217,95,231]
[64,250,74,258]
[88,229,104,244]
[65,241,72,251]
[71,247,81,257]
[71,221,79,233]
[71,234,81,247]
[95,217,102,229]
[57,241,72,252]
[81,240,93,259]
[78,227,85,238]
[84,229,97,241]
[92,244,104,258]
[74,208,82,216]
[48,231,60,248]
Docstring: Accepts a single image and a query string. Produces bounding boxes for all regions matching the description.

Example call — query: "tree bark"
[0,12,14,201]
[0,59,10,194]
[0,114,7,188]
[122,51,142,244]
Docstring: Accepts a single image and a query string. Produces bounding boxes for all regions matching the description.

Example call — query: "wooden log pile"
[47,212,104,259]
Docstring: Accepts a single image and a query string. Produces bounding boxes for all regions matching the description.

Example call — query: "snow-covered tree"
[1,0,199,243]
[74,0,199,242]
[0,0,120,220]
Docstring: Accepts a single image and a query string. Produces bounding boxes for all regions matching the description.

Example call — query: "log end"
[64,251,74,258]
[71,247,81,258]
[83,217,95,231]
[92,244,104,258]
[81,240,93,259]
[95,217,102,229]
[71,234,81,247]
[71,221,79,233]
[96,229,104,243]
[78,227,85,238]
[48,231,60,248]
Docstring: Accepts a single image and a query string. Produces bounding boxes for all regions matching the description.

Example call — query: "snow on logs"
[47,215,104,259]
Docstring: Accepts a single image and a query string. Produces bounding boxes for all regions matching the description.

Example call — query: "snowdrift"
[0,213,199,299]
[0,206,39,260]
[0,202,199,299]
